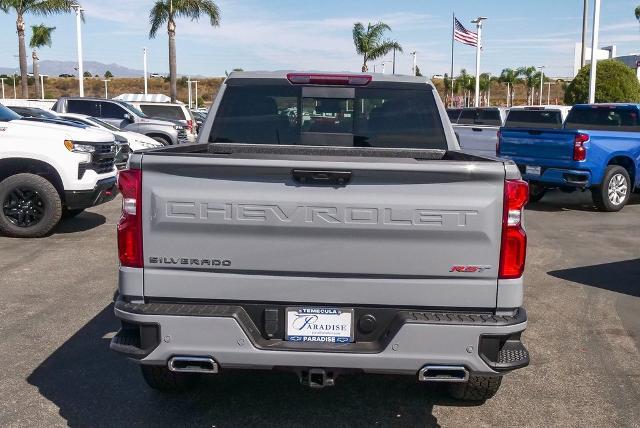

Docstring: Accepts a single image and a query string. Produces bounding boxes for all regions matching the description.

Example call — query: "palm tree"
[149,0,221,102]
[352,22,402,72]
[443,73,452,106]
[499,68,519,107]
[635,5,640,23]
[517,66,537,105]
[455,69,473,107]
[29,24,55,99]
[0,0,77,98]
[479,73,491,106]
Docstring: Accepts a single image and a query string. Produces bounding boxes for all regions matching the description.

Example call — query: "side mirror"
[123,113,134,122]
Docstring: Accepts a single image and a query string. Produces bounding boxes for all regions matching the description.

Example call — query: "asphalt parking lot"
[0,190,639,427]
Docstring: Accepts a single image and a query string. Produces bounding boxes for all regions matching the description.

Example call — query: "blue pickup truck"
[498,104,640,211]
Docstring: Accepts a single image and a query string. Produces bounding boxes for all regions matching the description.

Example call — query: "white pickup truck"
[0,103,118,237]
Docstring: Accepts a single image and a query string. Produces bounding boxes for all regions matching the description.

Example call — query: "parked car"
[111,71,530,402]
[190,109,207,132]
[0,103,117,237]
[58,73,74,78]
[127,101,197,142]
[51,97,189,146]
[56,113,163,152]
[453,107,508,157]
[499,103,640,211]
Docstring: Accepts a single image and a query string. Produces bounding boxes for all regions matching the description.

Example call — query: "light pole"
[102,79,110,98]
[410,51,417,76]
[545,82,553,105]
[192,81,199,109]
[40,75,47,99]
[537,66,546,105]
[72,4,85,97]
[0,78,5,99]
[588,0,601,104]
[581,0,589,68]
[506,82,510,107]
[471,17,487,108]
[143,47,148,96]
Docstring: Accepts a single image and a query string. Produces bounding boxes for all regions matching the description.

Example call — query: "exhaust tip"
[418,365,469,383]
[168,356,218,374]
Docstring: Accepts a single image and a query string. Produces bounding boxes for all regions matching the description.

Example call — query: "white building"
[573,43,616,77]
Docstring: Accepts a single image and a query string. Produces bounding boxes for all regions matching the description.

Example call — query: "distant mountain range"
[0,60,150,77]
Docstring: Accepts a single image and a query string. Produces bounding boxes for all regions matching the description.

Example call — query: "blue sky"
[0,0,639,78]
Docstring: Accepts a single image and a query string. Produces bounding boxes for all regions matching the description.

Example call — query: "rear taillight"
[573,133,588,161]
[286,73,372,86]
[117,169,143,268]
[186,119,193,133]
[499,179,528,279]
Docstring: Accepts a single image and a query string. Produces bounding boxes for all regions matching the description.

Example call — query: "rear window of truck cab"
[457,108,502,126]
[209,82,448,150]
[505,109,563,129]
[565,106,640,132]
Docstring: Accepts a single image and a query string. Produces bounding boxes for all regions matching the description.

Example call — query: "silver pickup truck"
[111,71,530,401]
[451,107,508,157]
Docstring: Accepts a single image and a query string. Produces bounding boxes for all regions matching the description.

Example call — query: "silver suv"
[52,97,189,146]
[128,101,197,142]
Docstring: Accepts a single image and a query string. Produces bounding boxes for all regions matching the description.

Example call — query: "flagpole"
[450,13,455,107]
[472,17,487,108]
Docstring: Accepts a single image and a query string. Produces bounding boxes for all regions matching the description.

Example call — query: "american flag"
[454,18,478,47]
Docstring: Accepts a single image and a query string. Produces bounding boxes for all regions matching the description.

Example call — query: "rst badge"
[286,308,354,343]
[450,265,492,273]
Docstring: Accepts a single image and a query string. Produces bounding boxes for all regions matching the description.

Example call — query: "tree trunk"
[168,18,177,102]
[361,62,368,72]
[17,15,28,98]
[33,51,41,99]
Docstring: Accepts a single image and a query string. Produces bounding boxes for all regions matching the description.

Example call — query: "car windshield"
[122,102,147,118]
[87,117,122,131]
[505,110,563,129]
[565,106,640,132]
[0,104,22,121]
[210,83,448,149]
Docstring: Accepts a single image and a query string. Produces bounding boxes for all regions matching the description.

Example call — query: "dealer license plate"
[286,307,354,343]
[525,165,541,175]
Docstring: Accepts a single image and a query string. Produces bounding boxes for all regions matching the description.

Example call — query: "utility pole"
[538,66,545,105]
[40,75,45,99]
[102,79,109,98]
[0,78,5,99]
[581,0,589,67]
[392,47,396,74]
[472,17,487,108]
[410,51,417,76]
[187,76,192,108]
[143,47,148,96]
[589,0,601,104]
[72,4,85,97]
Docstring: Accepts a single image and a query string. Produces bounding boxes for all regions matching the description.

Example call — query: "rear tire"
[527,182,546,203]
[447,375,502,401]
[0,173,62,238]
[140,365,200,392]
[592,165,630,212]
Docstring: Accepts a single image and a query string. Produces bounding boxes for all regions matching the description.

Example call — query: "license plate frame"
[525,165,542,176]
[285,307,354,343]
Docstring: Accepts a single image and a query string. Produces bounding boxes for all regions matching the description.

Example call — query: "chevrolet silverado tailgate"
[499,129,575,161]
[140,154,505,308]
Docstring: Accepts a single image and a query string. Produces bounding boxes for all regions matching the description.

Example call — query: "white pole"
[194,81,198,109]
[588,0,601,104]
[546,82,552,105]
[411,52,417,76]
[13,74,16,99]
[506,82,510,107]
[40,75,44,99]
[102,79,109,98]
[473,18,486,108]
[0,78,5,99]
[538,66,545,105]
[143,47,148,96]
[74,6,84,97]
[187,76,192,108]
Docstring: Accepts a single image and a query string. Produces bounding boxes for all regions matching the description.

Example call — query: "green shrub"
[565,59,640,104]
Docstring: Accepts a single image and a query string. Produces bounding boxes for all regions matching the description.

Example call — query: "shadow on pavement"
[54,212,107,234]
[548,259,640,298]
[526,190,640,213]
[27,305,481,427]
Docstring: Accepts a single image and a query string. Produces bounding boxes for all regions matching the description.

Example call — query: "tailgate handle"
[291,169,352,186]
[472,127,483,132]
